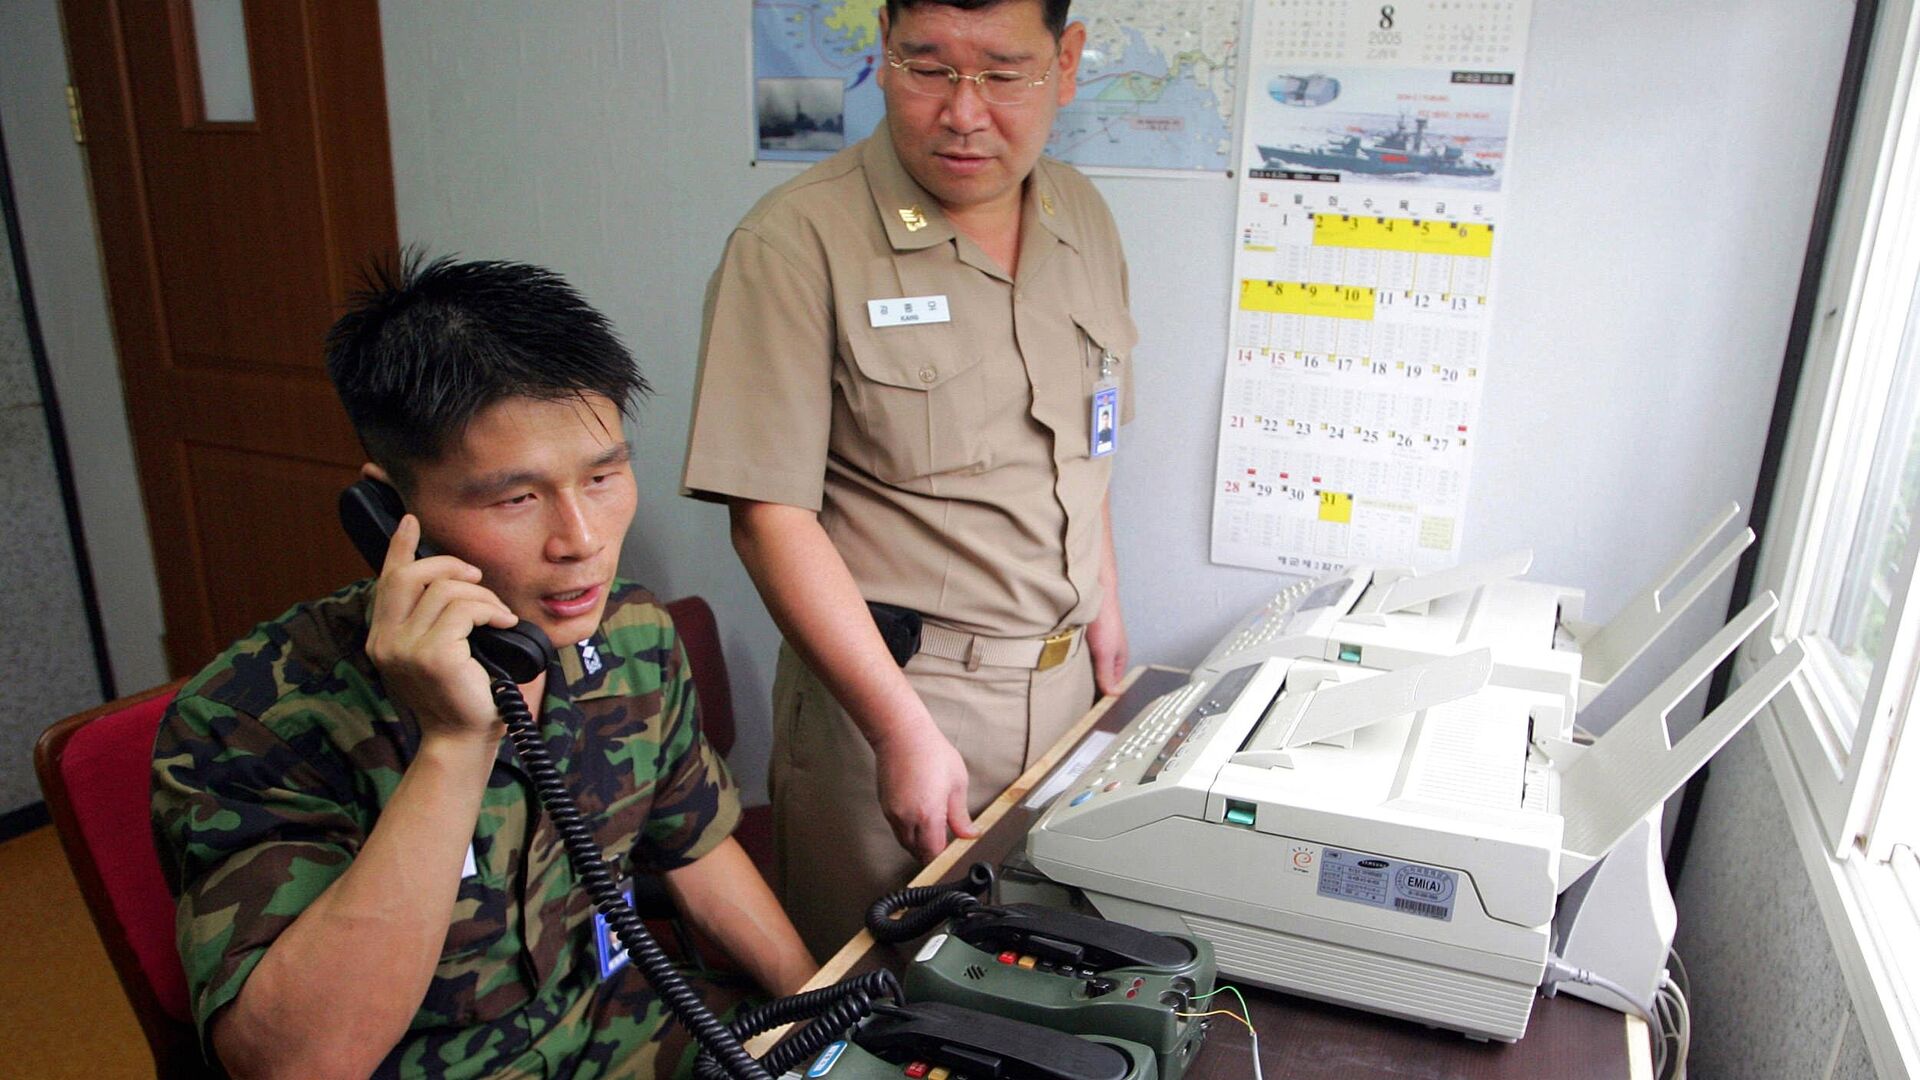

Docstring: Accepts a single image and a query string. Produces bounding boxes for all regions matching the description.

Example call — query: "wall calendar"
[1211,0,1532,573]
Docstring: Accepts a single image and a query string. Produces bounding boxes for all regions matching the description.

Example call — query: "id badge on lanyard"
[1090,349,1120,458]
[593,881,635,980]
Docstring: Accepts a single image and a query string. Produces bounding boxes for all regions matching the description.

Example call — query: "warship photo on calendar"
[1248,66,1511,191]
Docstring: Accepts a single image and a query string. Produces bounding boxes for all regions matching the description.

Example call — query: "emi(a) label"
[1316,847,1457,921]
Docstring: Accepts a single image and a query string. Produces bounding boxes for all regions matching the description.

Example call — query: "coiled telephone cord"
[865,862,998,943]
[492,673,904,1079]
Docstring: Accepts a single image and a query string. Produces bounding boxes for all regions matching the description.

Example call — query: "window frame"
[1739,0,1920,1073]
[1745,0,1920,859]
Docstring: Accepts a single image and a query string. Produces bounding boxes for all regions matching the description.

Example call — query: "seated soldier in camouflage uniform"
[151,256,817,1079]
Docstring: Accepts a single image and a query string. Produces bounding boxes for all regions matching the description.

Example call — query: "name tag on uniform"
[867,295,951,327]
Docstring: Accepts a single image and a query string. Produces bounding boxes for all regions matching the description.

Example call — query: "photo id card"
[593,882,636,980]
[1091,382,1119,457]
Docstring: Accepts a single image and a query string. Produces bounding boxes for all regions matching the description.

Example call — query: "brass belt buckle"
[1037,628,1076,671]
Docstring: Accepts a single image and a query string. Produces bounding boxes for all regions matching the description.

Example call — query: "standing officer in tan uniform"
[683,0,1137,959]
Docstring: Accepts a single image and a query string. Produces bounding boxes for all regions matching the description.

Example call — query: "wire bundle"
[1652,951,1693,1080]
[1176,985,1264,1080]
[1543,948,1692,1079]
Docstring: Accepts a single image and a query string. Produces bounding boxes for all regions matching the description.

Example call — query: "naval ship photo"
[1258,114,1497,180]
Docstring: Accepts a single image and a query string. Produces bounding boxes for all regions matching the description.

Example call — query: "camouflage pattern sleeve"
[632,613,742,874]
[152,690,365,1040]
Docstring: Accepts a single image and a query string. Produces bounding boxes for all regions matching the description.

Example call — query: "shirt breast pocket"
[418,883,516,1026]
[839,322,989,484]
[1072,312,1136,389]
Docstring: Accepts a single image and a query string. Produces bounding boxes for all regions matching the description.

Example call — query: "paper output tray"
[1556,592,1803,881]
[1562,504,1756,709]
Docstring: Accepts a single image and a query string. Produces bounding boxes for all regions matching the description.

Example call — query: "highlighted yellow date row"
[1239,280,1376,320]
[1313,214,1495,258]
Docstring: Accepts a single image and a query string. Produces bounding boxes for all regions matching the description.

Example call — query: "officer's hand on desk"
[365,514,523,748]
[872,721,979,864]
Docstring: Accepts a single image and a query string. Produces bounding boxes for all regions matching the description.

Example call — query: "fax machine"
[1023,507,1805,1040]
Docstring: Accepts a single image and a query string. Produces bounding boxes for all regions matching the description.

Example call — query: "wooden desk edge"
[1626,1014,1653,1080]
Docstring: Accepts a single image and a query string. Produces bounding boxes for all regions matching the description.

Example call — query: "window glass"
[190,0,255,123]
[1826,275,1920,702]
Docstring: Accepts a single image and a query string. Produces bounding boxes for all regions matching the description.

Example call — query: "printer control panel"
[1049,661,1282,825]
[1198,571,1370,676]
[1140,664,1261,785]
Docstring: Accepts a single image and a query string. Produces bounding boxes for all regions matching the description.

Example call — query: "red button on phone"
[998,951,1017,965]
[905,1063,930,1078]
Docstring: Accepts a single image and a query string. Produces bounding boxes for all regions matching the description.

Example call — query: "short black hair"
[885,0,1071,39]
[325,253,649,487]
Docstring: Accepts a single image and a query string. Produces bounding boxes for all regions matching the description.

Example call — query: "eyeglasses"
[885,50,1054,106]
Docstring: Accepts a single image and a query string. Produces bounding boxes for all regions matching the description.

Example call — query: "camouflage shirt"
[152,579,743,1078]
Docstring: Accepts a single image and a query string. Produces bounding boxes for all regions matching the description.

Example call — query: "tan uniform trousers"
[768,636,1097,961]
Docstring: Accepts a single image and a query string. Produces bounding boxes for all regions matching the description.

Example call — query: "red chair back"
[34,680,203,1077]
[663,595,773,878]
[665,595,736,758]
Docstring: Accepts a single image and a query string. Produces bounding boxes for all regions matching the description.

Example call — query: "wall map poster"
[752,0,1241,173]
[1211,0,1531,573]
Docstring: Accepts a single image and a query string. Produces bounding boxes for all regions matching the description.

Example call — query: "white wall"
[0,0,170,696]
[382,0,1853,798]
[0,0,1869,1068]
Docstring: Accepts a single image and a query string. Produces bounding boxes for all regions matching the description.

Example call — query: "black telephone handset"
[338,478,556,683]
[852,1003,1137,1080]
[950,903,1196,972]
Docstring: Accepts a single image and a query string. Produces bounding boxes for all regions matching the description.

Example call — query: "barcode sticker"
[1392,897,1453,921]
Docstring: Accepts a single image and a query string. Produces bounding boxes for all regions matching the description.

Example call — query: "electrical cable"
[1667,947,1691,998]
[1658,967,1691,1080]
[1176,984,1263,1080]
[1190,984,1254,1017]
[1654,977,1674,1070]
[1543,956,1656,1027]
[1653,990,1671,1079]
[494,672,898,1080]
[1544,955,1686,1077]
[1645,947,1693,1080]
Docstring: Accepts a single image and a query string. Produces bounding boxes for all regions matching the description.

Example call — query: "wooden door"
[62,0,397,674]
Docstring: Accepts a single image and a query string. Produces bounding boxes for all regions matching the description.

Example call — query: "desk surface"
[767,666,1651,1080]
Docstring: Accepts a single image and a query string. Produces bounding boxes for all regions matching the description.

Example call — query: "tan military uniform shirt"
[683,133,1137,639]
